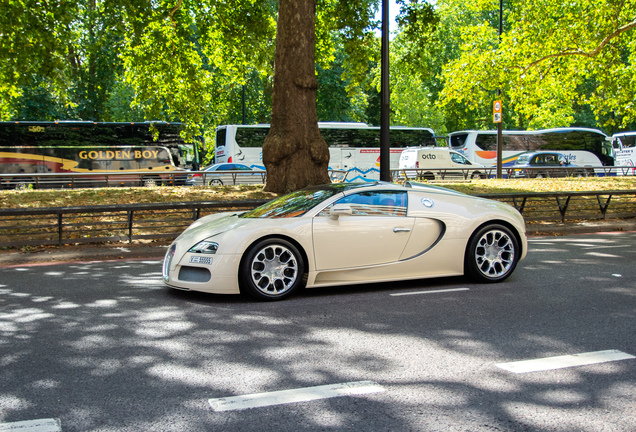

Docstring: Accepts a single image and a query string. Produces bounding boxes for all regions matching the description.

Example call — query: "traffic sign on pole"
[493,100,502,123]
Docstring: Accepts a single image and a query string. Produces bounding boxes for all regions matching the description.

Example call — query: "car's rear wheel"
[240,238,305,301]
[465,224,519,283]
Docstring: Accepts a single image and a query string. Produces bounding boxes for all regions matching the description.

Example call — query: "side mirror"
[330,204,353,220]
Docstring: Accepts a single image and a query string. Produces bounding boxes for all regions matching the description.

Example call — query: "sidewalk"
[0,241,170,266]
[1,219,635,267]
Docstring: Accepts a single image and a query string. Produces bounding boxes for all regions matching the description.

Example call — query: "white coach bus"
[214,123,438,182]
[448,128,614,169]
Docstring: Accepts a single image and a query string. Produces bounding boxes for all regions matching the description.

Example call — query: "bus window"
[235,128,269,148]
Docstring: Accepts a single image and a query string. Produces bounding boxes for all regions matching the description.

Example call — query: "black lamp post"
[496,0,503,178]
[379,0,391,182]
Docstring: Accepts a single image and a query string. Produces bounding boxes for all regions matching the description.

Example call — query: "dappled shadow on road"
[0,234,635,431]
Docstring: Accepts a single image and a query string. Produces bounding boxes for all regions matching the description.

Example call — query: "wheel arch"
[466,219,525,258]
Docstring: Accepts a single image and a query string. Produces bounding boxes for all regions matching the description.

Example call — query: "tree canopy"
[2,0,636,145]
[415,0,636,132]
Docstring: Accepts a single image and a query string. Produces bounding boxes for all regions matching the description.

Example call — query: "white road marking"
[209,380,385,412]
[0,418,61,432]
[390,288,469,297]
[496,350,635,374]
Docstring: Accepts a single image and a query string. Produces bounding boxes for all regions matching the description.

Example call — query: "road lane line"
[0,418,61,432]
[209,380,385,412]
[496,350,635,374]
[390,288,469,297]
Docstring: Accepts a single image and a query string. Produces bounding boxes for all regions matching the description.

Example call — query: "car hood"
[175,211,248,244]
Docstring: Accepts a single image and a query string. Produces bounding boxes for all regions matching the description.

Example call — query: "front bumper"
[162,241,242,294]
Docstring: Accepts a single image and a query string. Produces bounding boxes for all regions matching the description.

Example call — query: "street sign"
[493,100,502,123]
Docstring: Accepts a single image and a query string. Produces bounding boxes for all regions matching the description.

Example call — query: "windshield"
[241,183,370,218]
[515,154,530,164]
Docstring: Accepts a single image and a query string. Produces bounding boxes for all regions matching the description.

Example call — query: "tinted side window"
[235,128,269,148]
[318,191,408,217]
[475,134,497,151]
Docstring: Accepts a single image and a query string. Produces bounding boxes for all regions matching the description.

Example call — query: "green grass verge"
[1,177,635,210]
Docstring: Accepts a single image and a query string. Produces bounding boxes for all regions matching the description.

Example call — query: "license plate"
[189,255,212,265]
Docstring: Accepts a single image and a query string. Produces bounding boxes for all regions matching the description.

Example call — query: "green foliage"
[4,0,636,143]
[437,0,636,131]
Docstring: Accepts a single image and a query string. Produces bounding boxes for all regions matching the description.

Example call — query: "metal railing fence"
[0,170,349,189]
[1,191,635,248]
[390,166,636,181]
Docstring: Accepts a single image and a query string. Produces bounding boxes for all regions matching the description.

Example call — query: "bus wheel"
[142,176,160,187]
[209,179,223,186]
[13,178,35,190]
[422,172,436,181]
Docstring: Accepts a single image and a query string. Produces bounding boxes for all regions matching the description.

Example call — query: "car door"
[312,190,414,270]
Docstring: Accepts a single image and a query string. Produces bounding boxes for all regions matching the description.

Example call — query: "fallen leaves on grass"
[1,178,635,209]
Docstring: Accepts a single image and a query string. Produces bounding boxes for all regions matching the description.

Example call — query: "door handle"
[393,227,411,233]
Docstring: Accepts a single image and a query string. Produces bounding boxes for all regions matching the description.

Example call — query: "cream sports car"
[162,182,527,300]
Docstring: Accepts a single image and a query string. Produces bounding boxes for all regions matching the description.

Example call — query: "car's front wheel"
[465,224,519,283]
[240,238,305,300]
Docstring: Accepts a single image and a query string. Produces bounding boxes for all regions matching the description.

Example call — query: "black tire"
[239,238,305,301]
[465,224,519,283]
[12,177,35,190]
[142,176,161,187]
[209,178,223,186]
[422,172,436,181]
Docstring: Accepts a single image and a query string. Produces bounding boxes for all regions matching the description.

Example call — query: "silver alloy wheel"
[474,229,515,278]
[249,244,299,295]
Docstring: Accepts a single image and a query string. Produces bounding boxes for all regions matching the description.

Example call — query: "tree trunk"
[262,0,330,194]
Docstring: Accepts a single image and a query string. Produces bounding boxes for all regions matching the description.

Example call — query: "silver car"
[510,151,591,178]
[186,163,266,186]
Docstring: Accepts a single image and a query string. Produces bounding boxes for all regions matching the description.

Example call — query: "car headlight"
[163,243,177,282]
[188,240,219,254]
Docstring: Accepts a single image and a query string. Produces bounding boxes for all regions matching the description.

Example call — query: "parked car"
[162,181,527,301]
[398,147,487,180]
[510,151,592,178]
[186,163,266,186]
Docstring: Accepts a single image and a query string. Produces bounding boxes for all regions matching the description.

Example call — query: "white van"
[398,147,487,180]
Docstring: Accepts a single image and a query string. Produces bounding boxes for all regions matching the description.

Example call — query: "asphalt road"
[0,232,635,431]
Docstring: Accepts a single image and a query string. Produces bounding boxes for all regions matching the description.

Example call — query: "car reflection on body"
[186,163,266,186]
[511,151,591,178]
[163,181,527,301]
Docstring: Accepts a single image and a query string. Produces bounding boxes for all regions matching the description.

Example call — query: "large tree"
[262,0,330,193]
